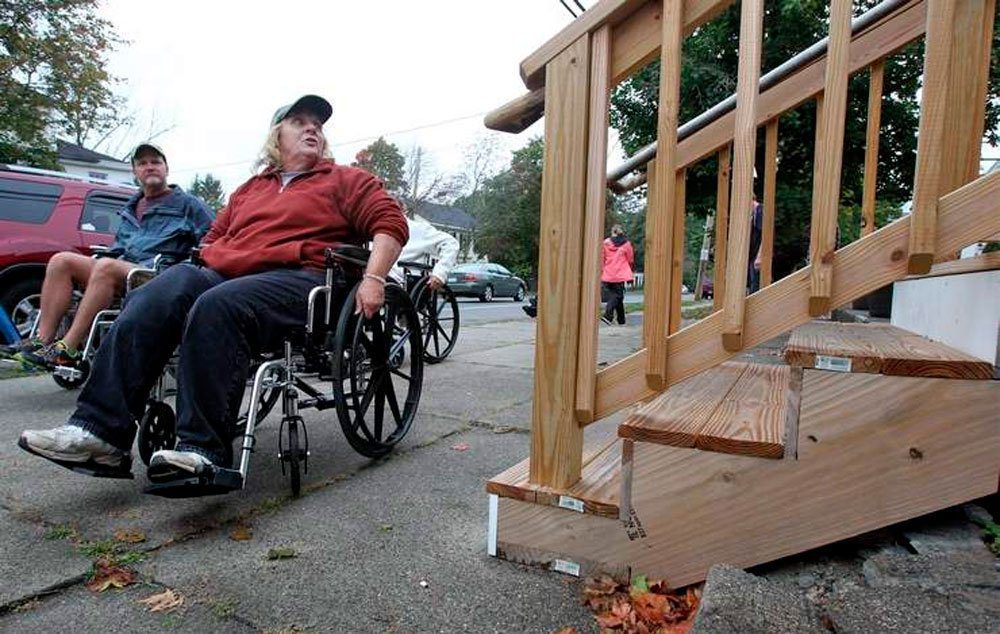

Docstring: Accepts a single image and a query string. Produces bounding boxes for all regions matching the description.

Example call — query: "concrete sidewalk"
[0,316,647,633]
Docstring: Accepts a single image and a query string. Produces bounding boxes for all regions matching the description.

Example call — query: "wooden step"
[784,321,995,379]
[618,361,799,459]
[486,433,621,519]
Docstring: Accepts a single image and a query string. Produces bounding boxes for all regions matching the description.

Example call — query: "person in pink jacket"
[601,224,634,325]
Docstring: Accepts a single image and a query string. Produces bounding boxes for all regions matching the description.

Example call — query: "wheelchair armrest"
[325,245,371,268]
[397,260,433,272]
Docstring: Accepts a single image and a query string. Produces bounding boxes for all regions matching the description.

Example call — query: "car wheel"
[0,278,43,339]
[513,286,525,302]
[479,285,494,303]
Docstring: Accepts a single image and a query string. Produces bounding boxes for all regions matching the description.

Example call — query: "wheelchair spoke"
[372,375,385,442]
[390,368,412,382]
[384,374,403,423]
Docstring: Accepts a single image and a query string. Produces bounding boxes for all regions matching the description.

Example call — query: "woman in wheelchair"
[18,95,412,497]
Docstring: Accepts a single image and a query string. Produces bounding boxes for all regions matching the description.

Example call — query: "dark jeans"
[69,264,325,466]
[602,281,626,324]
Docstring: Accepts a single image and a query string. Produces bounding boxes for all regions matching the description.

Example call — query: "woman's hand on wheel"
[355,278,385,318]
[427,276,444,291]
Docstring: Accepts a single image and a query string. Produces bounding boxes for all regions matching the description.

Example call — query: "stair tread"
[486,433,620,518]
[784,322,995,379]
[619,361,793,459]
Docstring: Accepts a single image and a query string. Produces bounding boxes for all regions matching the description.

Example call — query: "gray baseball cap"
[130,142,167,165]
[270,95,332,127]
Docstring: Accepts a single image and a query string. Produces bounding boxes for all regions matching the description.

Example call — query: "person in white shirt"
[390,216,460,291]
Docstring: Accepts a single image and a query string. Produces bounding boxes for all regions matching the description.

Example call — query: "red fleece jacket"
[201,160,408,277]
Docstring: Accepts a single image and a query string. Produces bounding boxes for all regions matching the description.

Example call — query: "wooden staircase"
[488,321,999,585]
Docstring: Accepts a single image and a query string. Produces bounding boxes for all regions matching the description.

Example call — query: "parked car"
[0,165,136,338]
[447,262,526,302]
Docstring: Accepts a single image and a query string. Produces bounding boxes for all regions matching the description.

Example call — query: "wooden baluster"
[575,25,612,424]
[908,0,956,274]
[529,36,590,489]
[713,146,731,312]
[761,119,778,287]
[807,0,853,316]
[721,0,764,352]
[669,169,687,334]
[861,60,885,238]
[644,0,683,389]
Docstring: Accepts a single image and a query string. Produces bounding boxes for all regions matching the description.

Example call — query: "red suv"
[0,165,137,337]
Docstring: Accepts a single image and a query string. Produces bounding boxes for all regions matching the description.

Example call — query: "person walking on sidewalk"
[600,224,634,325]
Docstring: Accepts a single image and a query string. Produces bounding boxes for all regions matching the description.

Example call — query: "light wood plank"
[713,146,731,312]
[530,37,591,488]
[761,119,778,286]
[784,321,995,379]
[808,0,853,316]
[907,251,1000,280]
[861,60,885,237]
[499,372,1000,588]
[676,0,926,170]
[696,363,790,458]
[576,25,613,424]
[484,88,545,134]
[720,0,764,351]
[618,361,747,446]
[908,0,957,274]
[592,169,1000,422]
[669,169,687,334]
[644,0,684,390]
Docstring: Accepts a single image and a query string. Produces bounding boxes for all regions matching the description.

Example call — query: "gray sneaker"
[148,449,214,482]
[19,425,128,468]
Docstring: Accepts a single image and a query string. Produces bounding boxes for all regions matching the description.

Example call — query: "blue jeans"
[69,264,326,466]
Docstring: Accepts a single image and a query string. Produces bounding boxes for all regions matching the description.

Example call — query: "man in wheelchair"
[3,144,213,371]
[18,95,409,493]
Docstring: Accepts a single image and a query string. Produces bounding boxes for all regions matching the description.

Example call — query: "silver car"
[447,263,526,302]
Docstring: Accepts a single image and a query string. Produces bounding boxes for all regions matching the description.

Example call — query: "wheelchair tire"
[52,360,90,391]
[137,400,177,466]
[331,283,423,458]
[413,282,460,364]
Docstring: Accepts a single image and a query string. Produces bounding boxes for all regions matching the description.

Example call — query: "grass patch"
[44,523,78,541]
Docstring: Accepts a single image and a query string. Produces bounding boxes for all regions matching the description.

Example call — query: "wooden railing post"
[529,35,590,489]
[721,0,764,352]
[907,0,956,274]
[713,145,731,312]
[807,0,853,316]
[644,0,684,389]
[761,119,778,287]
[861,60,885,238]
[575,25,613,424]
[669,169,687,334]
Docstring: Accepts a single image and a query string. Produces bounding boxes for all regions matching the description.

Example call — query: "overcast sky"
[98,0,608,196]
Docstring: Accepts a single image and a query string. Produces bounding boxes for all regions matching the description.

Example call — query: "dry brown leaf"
[113,528,146,544]
[551,628,577,634]
[138,588,184,613]
[632,592,668,625]
[229,522,253,541]
[86,559,136,593]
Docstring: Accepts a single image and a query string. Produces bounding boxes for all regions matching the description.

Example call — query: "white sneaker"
[19,425,126,467]
[148,449,214,478]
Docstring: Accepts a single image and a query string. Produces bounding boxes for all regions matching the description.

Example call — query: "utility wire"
[558,0,578,18]
[572,0,587,13]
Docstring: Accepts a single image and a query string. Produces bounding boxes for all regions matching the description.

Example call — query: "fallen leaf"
[113,528,146,544]
[378,524,393,533]
[551,628,577,634]
[632,592,668,624]
[266,547,297,560]
[229,522,253,541]
[450,442,470,452]
[138,588,184,613]
[86,558,136,592]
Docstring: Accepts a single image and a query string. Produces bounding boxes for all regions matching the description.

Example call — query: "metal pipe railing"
[606,0,913,191]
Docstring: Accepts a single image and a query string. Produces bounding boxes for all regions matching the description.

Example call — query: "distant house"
[412,201,479,262]
[57,140,133,185]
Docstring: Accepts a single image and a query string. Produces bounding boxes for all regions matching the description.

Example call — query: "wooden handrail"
[484,88,544,134]
[861,60,885,237]
[761,119,778,287]
[712,146,731,312]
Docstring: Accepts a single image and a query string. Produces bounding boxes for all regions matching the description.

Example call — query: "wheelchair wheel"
[280,417,303,497]
[331,284,423,458]
[413,282,460,364]
[52,360,90,391]
[137,400,176,466]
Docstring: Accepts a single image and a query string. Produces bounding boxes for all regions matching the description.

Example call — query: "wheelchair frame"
[398,260,461,364]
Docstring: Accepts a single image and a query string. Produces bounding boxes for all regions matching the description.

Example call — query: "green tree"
[607,1,988,281]
[189,173,226,212]
[0,0,129,167]
[352,137,406,195]
[455,138,544,281]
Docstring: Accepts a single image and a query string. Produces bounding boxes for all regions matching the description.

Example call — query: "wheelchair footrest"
[143,466,243,498]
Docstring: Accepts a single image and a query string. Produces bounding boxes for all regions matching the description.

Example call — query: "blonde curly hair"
[254,121,332,172]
